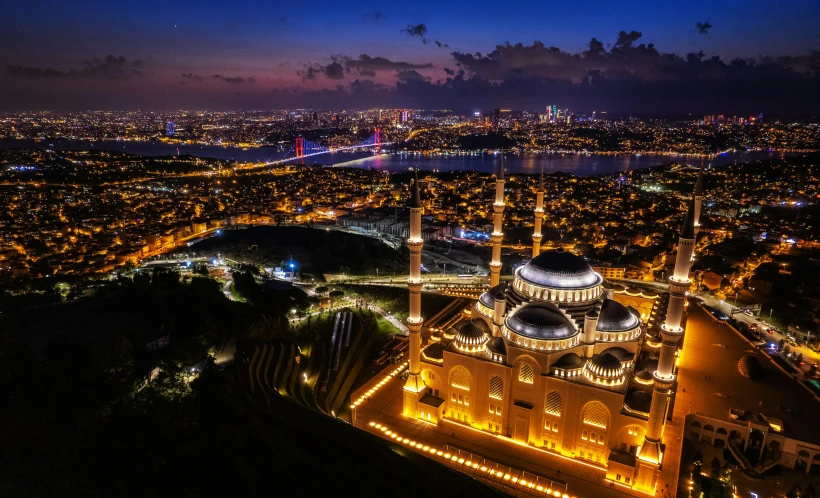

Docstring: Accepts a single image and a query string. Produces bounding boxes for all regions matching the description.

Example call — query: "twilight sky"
[1,0,819,114]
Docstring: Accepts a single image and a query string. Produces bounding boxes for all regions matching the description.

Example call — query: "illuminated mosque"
[402,166,704,493]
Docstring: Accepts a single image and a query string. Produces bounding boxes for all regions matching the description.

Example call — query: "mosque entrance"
[514,417,529,443]
[512,400,534,443]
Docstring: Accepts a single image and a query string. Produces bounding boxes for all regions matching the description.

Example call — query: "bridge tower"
[295,137,304,158]
[374,128,381,152]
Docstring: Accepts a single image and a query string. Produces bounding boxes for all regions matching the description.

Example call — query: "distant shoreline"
[0,137,807,177]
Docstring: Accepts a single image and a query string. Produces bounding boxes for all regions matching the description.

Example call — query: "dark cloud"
[323,62,345,79]
[212,74,256,84]
[434,40,449,48]
[696,21,713,35]
[181,72,204,82]
[401,23,429,44]
[362,11,385,21]
[7,55,144,79]
[396,69,428,82]
[300,54,433,80]
[291,31,820,115]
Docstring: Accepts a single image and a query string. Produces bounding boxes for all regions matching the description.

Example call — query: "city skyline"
[2,0,820,113]
[3,4,820,497]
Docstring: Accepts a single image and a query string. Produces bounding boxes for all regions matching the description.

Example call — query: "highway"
[695,291,819,364]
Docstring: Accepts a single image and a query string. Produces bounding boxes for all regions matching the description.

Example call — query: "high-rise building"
[401,110,409,123]
[166,121,175,135]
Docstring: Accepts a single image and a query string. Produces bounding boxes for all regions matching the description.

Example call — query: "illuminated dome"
[506,302,577,340]
[517,249,602,289]
[584,352,626,384]
[454,320,490,351]
[597,299,641,332]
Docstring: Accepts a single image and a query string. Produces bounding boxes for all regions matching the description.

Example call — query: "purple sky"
[1,0,819,113]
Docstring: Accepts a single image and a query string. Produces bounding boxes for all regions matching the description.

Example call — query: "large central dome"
[517,250,602,289]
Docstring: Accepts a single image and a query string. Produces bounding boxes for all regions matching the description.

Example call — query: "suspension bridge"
[239,129,389,171]
[294,128,384,160]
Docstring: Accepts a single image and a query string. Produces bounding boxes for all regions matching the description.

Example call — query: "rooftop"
[678,302,820,444]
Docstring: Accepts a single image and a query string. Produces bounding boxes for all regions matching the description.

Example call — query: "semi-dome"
[553,352,585,369]
[451,320,490,353]
[479,282,507,309]
[506,302,577,340]
[517,249,602,289]
[597,299,641,332]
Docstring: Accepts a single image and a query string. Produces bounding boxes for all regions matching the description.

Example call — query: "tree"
[787,483,803,498]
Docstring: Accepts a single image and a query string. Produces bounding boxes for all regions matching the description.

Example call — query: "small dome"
[600,346,633,362]
[738,356,763,380]
[454,320,490,350]
[597,299,640,332]
[624,390,653,413]
[585,352,625,381]
[517,250,602,289]
[506,302,577,340]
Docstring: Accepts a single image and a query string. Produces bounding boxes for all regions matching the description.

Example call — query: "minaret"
[489,155,506,287]
[532,169,545,258]
[403,170,426,418]
[637,195,697,478]
[693,168,704,235]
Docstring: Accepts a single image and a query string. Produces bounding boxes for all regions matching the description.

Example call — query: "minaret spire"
[403,168,426,418]
[693,168,704,235]
[411,169,421,208]
[639,189,698,470]
[532,168,545,258]
[489,153,506,287]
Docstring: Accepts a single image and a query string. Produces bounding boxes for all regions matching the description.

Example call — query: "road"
[364,303,409,335]
[222,278,234,301]
[696,292,819,364]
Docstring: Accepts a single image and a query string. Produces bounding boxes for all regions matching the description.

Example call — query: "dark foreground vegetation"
[0,270,497,497]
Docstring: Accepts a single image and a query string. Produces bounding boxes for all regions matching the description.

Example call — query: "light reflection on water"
[0,138,799,177]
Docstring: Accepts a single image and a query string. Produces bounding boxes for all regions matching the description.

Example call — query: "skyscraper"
[166,121,175,135]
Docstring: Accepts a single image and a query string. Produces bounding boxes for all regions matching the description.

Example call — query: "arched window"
[450,366,471,391]
[519,364,535,384]
[545,391,562,417]
[582,401,609,429]
[489,376,504,400]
